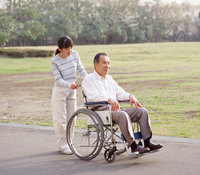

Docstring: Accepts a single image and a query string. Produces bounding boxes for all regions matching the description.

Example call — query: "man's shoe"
[60,148,73,155]
[132,145,150,154]
[145,143,163,151]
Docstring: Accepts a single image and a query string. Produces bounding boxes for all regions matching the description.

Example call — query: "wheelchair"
[66,90,146,163]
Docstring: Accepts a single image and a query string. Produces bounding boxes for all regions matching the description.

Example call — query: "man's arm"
[108,97,120,111]
[129,95,142,108]
[112,76,142,108]
[108,95,142,111]
[112,77,130,101]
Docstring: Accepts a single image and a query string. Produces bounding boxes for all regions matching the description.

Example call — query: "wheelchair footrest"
[121,132,142,141]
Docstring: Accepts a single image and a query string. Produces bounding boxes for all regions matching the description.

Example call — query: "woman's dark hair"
[93,53,107,65]
[55,36,74,55]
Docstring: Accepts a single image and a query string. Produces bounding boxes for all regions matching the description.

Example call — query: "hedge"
[0,49,54,58]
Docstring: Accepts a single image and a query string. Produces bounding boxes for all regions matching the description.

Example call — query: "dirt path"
[0,72,85,125]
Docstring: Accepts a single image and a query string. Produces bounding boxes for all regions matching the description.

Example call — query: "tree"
[0,14,14,47]
[193,13,200,41]
[181,2,193,41]
[137,1,154,42]
[80,2,107,44]
[1,0,200,46]
[96,0,138,44]
[136,0,169,43]
[6,0,46,46]
[189,4,200,41]
[43,0,82,43]
[159,2,184,42]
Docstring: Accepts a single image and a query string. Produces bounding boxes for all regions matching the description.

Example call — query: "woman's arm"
[51,60,72,88]
[76,52,88,79]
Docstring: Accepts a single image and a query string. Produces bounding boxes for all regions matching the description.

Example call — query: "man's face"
[94,55,110,78]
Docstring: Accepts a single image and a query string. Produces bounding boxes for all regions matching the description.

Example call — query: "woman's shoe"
[60,148,73,155]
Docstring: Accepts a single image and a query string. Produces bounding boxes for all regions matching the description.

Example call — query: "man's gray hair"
[93,53,107,65]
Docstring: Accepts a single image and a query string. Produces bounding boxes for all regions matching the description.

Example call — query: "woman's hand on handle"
[70,83,79,90]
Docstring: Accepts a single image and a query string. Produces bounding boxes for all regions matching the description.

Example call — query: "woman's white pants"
[51,85,76,151]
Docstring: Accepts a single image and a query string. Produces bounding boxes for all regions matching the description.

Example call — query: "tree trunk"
[19,37,22,46]
[198,28,200,41]
[24,36,27,46]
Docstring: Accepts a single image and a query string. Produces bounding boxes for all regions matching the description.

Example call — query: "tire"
[66,108,104,160]
[104,148,116,163]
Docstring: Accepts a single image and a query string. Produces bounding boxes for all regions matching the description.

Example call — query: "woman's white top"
[51,50,87,88]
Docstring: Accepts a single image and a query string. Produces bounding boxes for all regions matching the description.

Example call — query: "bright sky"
[0,0,199,9]
[141,0,200,5]
[166,0,199,4]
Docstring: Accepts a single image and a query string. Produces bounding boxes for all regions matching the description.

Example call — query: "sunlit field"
[0,42,200,138]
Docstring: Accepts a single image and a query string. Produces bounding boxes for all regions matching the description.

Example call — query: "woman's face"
[59,46,73,58]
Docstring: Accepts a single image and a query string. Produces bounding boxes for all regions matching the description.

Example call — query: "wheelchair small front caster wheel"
[104,148,116,163]
[138,141,143,146]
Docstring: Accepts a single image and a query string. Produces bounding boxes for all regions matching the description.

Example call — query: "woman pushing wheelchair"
[51,36,87,154]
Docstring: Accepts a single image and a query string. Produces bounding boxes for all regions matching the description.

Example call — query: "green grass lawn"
[1,42,200,139]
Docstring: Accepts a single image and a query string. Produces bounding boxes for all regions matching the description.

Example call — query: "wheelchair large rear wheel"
[66,108,104,160]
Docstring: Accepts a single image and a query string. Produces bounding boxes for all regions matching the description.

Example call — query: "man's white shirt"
[82,70,130,102]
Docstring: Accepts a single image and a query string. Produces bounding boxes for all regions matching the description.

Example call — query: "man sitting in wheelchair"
[82,53,163,155]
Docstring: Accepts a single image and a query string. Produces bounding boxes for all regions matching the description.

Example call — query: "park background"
[0,0,200,139]
[1,0,200,46]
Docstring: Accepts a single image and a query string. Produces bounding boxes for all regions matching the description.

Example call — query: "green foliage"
[4,0,46,46]
[1,0,200,46]
[1,120,11,123]
[0,14,14,47]
[132,28,146,43]
[36,121,53,126]
[25,49,54,57]
[81,2,107,44]
[2,0,199,46]
[0,48,54,58]
[0,49,4,55]
[6,50,27,58]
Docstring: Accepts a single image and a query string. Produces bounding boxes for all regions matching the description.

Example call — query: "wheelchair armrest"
[84,100,129,107]
[84,101,108,107]
[118,100,130,103]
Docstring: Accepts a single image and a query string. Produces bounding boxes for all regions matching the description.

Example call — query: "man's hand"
[70,83,78,90]
[129,95,142,108]
[108,97,120,111]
